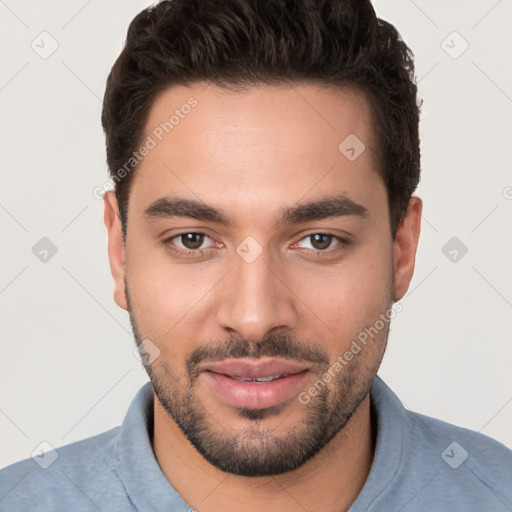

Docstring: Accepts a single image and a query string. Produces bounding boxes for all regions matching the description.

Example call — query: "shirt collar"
[348,375,407,510]
[117,382,191,511]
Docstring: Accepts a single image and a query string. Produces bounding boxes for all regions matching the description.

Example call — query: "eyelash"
[162,232,350,258]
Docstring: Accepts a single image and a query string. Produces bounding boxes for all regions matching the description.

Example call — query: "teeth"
[232,374,284,382]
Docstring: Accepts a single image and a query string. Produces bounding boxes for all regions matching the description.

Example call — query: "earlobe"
[392,196,422,301]
[103,191,128,311]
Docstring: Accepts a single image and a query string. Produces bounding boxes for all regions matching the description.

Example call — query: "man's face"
[108,83,408,476]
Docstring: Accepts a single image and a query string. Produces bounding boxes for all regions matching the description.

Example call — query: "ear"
[392,196,422,301]
[103,191,128,311]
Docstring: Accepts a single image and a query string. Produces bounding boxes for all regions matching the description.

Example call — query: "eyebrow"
[143,194,368,226]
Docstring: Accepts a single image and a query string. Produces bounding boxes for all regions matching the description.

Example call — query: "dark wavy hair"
[101,0,420,240]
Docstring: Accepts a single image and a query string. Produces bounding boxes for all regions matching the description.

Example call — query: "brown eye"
[309,234,334,250]
[179,233,205,249]
[162,232,219,258]
[294,233,348,254]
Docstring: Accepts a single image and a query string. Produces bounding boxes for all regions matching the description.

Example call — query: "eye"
[295,233,347,252]
[164,232,216,253]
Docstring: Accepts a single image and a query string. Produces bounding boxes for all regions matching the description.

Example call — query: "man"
[1,0,511,510]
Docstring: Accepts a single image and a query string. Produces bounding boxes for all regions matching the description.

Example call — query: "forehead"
[129,82,385,224]
[143,82,375,159]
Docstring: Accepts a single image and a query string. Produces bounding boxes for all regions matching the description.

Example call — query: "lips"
[203,358,309,379]
[201,358,310,410]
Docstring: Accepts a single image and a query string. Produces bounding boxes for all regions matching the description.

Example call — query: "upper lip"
[202,358,310,379]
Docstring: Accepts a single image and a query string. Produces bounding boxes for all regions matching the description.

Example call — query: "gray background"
[1,0,511,468]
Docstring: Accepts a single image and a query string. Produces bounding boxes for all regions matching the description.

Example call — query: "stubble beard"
[126,283,390,477]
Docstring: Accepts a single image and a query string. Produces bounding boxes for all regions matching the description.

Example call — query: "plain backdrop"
[1,0,511,468]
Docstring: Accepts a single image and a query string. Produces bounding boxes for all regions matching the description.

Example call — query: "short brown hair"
[101,0,421,239]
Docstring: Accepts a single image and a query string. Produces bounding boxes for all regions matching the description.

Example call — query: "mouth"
[228,374,291,382]
[200,358,311,410]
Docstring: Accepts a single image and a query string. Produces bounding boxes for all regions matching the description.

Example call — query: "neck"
[152,395,375,512]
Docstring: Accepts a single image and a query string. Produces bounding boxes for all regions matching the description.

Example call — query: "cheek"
[293,248,393,343]
[126,245,220,341]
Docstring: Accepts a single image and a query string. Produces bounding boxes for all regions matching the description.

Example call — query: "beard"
[126,285,390,477]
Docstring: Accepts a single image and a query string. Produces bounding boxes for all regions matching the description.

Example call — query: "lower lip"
[203,371,309,410]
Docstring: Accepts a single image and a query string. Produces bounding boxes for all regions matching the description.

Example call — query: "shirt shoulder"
[357,377,512,512]
[412,410,512,479]
[401,409,512,511]
[0,427,134,512]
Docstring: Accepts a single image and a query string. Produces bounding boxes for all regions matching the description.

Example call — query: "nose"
[215,247,298,343]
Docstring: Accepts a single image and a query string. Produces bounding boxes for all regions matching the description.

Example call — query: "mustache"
[186,334,330,379]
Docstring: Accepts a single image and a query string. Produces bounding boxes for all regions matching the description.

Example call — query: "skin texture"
[104,82,422,512]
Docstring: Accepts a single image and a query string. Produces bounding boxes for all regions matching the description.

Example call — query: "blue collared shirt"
[1,376,511,511]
